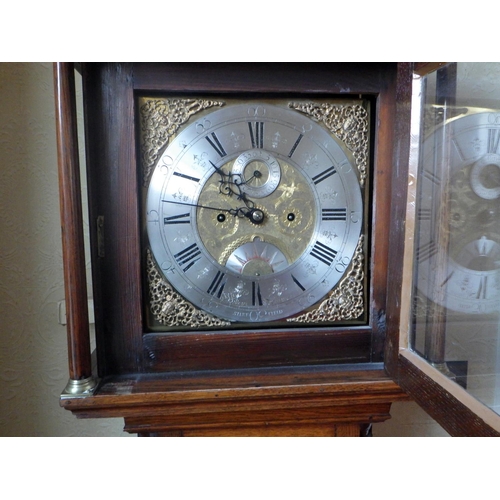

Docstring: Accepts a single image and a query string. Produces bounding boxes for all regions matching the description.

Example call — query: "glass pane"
[411,62,500,415]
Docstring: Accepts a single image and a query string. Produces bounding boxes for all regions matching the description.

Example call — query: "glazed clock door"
[387,62,500,436]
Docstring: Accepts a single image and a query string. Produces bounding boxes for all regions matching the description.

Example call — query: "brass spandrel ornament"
[143,98,369,328]
[139,98,225,186]
[288,235,365,323]
[147,249,230,328]
[289,101,369,186]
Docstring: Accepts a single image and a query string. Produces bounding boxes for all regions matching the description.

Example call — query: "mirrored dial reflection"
[416,111,500,314]
[146,103,363,322]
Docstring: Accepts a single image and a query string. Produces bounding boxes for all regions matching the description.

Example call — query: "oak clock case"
[141,97,370,331]
[55,63,411,437]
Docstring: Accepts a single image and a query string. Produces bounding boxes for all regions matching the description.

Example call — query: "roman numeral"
[288,133,303,157]
[174,243,201,272]
[416,240,438,263]
[322,208,347,221]
[164,213,190,225]
[312,166,337,185]
[476,275,488,299]
[206,132,227,157]
[452,137,466,161]
[248,121,264,148]
[418,208,432,221]
[488,129,500,153]
[423,169,441,186]
[173,171,201,183]
[310,241,337,266]
[291,275,306,291]
[252,281,263,306]
[207,270,227,298]
[440,271,454,288]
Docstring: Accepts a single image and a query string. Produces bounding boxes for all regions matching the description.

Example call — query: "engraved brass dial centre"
[197,160,316,267]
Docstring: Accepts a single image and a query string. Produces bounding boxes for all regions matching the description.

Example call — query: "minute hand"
[162,200,265,224]
[163,199,246,217]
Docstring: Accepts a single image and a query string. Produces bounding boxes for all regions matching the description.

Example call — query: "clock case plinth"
[55,62,408,436]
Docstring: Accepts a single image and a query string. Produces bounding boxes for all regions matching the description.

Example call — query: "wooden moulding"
[60,364,408,436]
[398,356,500,437]
[413,62,448,76]
[142,327,372,372]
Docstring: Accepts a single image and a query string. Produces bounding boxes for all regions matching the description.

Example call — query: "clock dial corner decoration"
[141,96,371,329]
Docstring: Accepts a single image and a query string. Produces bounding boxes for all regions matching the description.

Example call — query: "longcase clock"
[55,62,409,436]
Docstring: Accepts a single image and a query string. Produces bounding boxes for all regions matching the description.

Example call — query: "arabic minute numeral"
[350,211,361,223]
[334,256,351,273]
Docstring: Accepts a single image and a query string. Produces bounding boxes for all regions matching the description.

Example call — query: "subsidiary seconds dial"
[146,103,363,323]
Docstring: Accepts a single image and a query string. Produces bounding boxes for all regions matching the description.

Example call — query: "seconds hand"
[162,199,265,224]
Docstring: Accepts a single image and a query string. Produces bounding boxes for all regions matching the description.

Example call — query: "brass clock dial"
[415,110,500,314]
[144,99,368,325]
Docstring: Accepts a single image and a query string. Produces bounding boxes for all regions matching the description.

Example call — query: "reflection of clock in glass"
[415,110,500,314]
[141,99,369,328]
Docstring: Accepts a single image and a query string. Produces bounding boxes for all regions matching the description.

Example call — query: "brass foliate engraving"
[197,161,315,266]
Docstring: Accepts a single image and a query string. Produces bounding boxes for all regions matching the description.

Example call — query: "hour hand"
[209,160,241,186]
[209,160,225,176]
[209,160,255,207]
